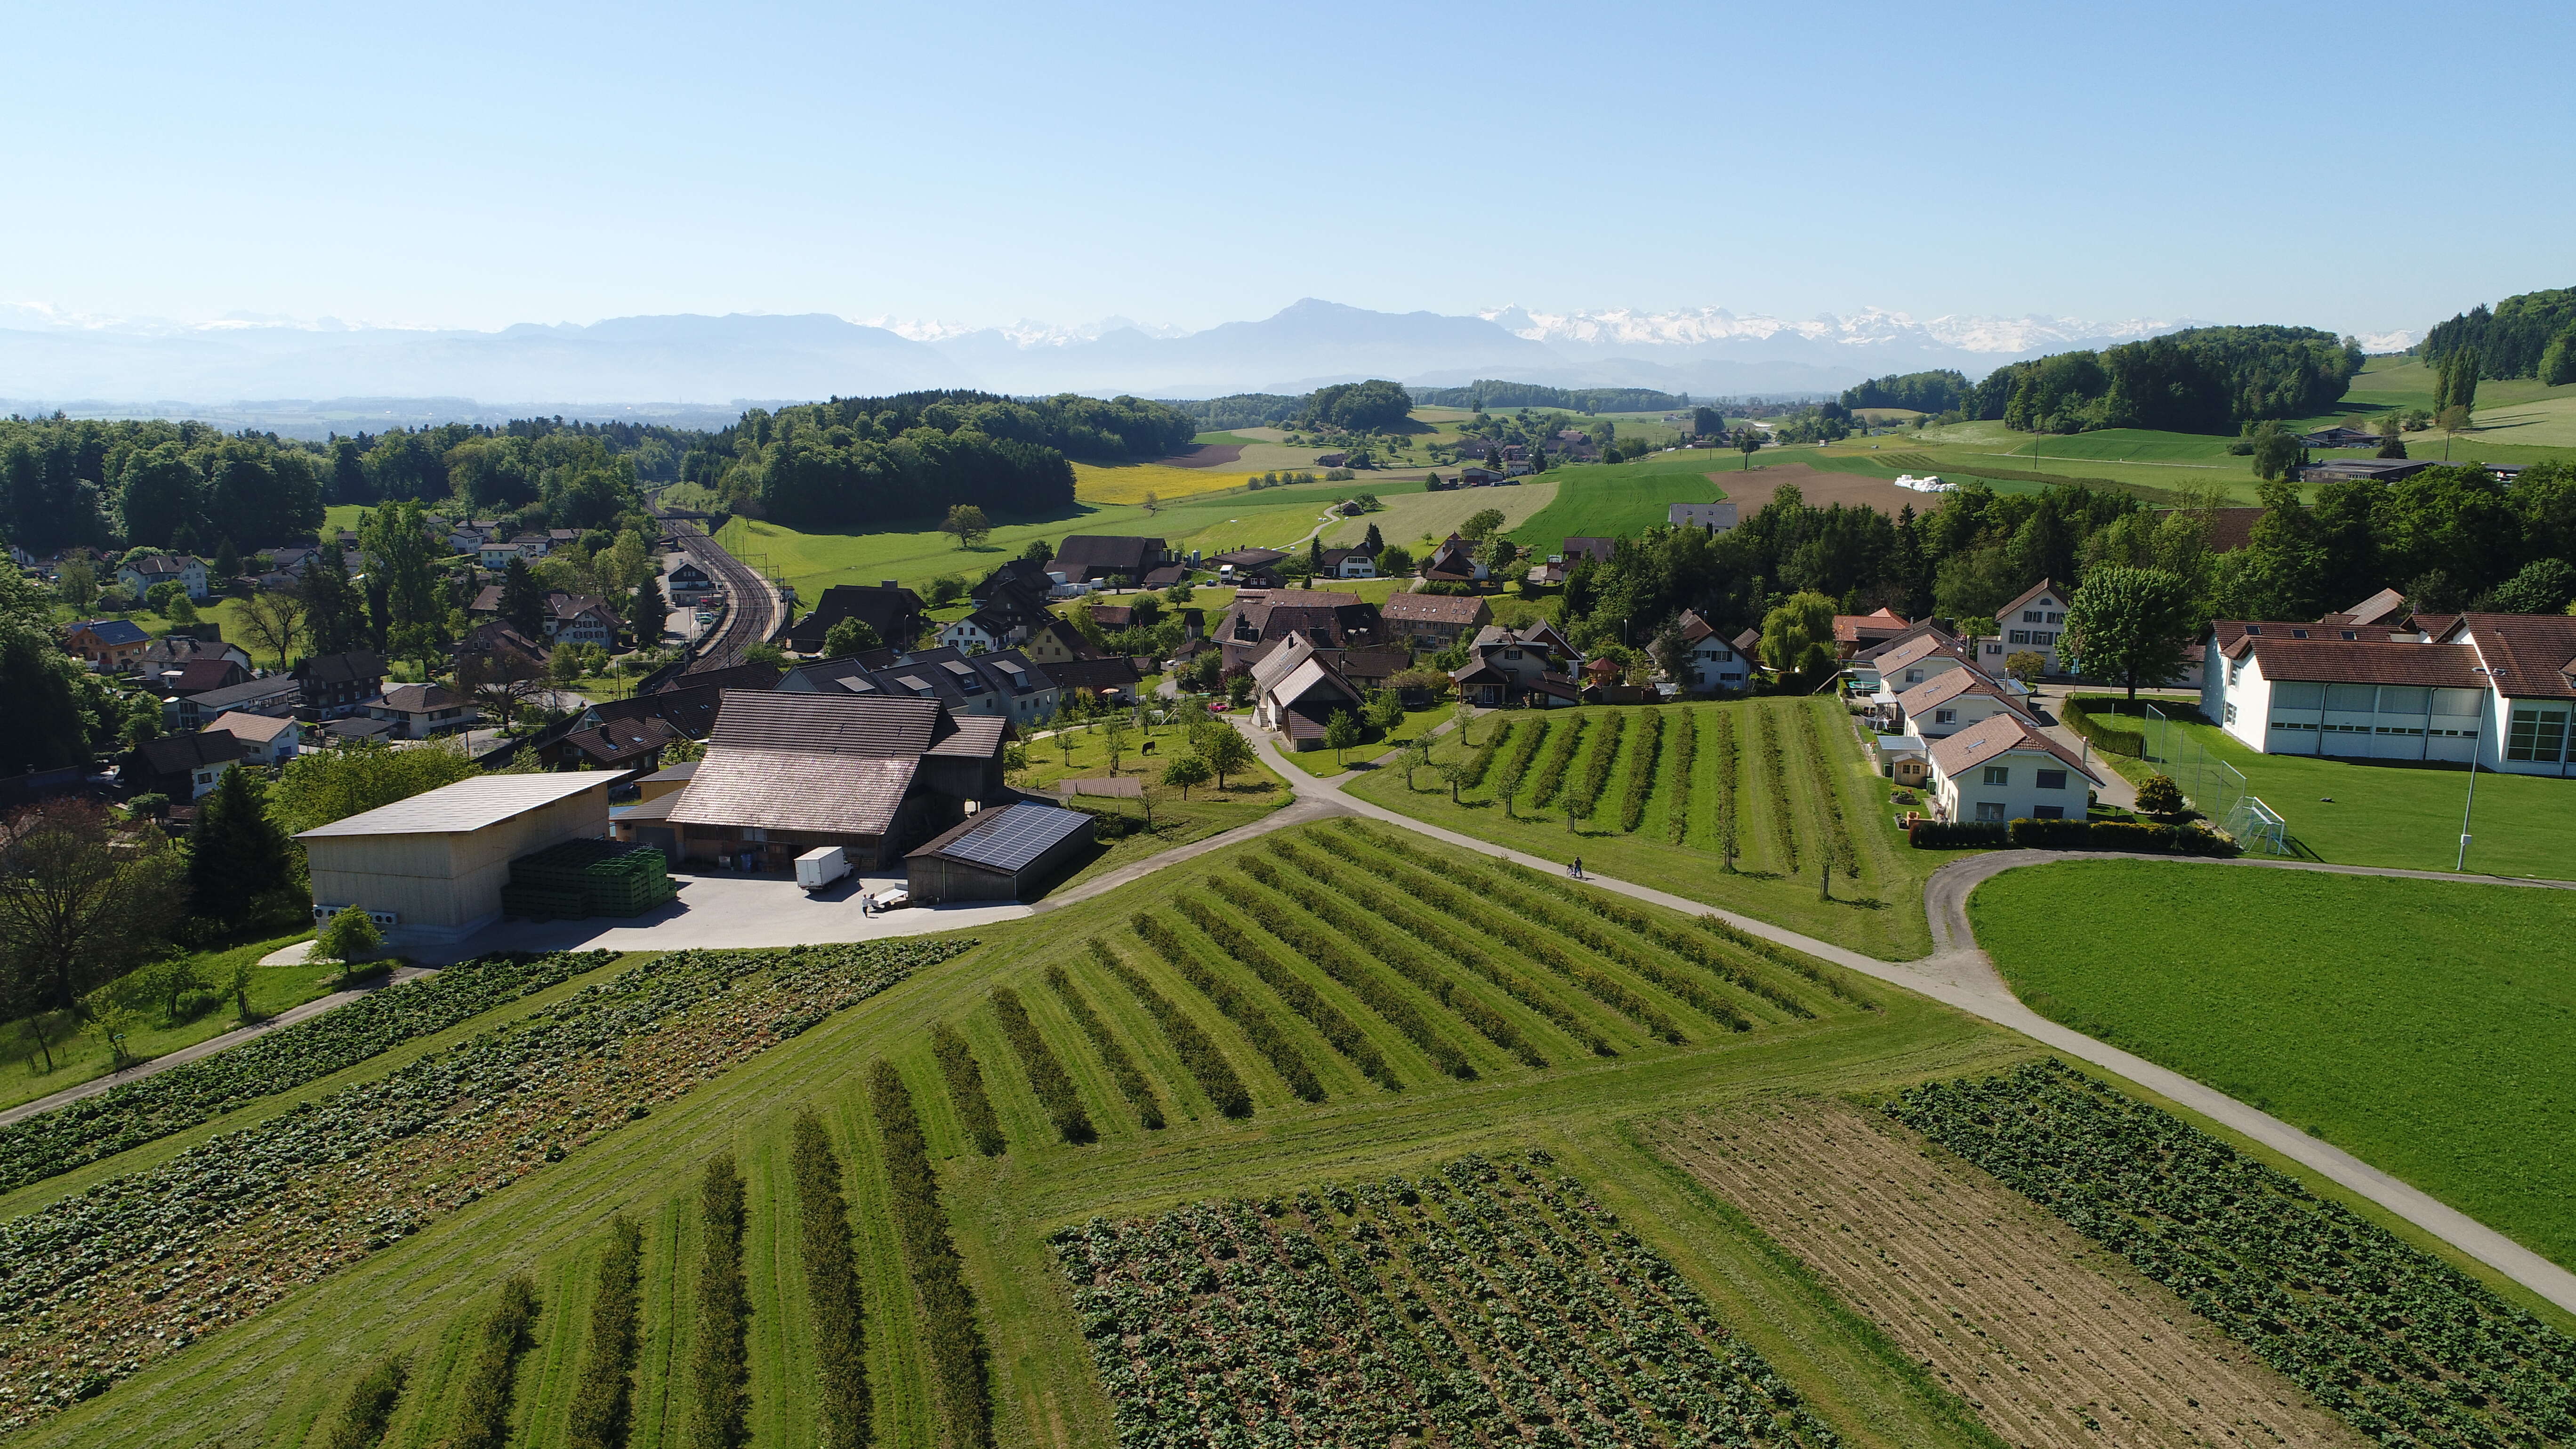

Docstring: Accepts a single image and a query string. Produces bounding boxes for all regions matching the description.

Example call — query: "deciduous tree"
[2061,566,2195,701]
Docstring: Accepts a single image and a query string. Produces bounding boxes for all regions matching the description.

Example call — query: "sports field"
[1346,700,1964,960]
[1974,859,2576,1268]
[2069,696,2571,879]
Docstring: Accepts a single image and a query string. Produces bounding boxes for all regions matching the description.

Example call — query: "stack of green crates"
[500,839,680,921]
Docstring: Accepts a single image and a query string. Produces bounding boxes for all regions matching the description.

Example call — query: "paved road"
[1237,726,2576,1319]
[0,967,432,1129]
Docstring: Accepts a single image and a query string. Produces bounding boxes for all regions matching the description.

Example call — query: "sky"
[5,0,2573,339]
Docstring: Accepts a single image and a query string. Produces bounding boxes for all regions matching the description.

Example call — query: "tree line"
[1409,381,1694,413]
[1958,325,2365,435]
[2418,286,2576,385]
[1840,370,1971,414]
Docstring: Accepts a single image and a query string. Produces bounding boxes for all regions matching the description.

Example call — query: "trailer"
[795,845,849,894]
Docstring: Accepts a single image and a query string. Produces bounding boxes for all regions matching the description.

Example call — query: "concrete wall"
[306,781,612,939]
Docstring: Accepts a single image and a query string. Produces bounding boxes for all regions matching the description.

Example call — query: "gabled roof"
[133,730,243,775]
[69,618,151,646]
[377,683,466,711]
[1561,537,1615,564]
[161,660,248,696]
[1994,578,2065,620]
[2456,613,2576,700]
[1854,620,1955,662]
[1834,608,1912,644]
[205,710,298,743]
[1250,633,1320,694]
[1677,609,1717,644]
[293,651,387,685]
[1873,632,1973,676]
[1927,713,2102,785]
[908,801,1092,871]
[183,674,301,715]
[1052,535,1167,576]
[2335,587,2411,629]
[1382,592,1489,625]
[709,691,946,755]
[1895,668,2033,720]
[2241,637,2485,690]
[1270,656,1363,711]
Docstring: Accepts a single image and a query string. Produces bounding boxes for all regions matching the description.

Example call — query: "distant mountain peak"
[1478,303,2197,354]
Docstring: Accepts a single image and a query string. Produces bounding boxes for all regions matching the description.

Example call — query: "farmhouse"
[1449,625,1577,708]
[665,691,1008,870]
[788,582,927,653]
[1216,588,1382,671]
[1381,592,1490,649]
[1674,610,1749,692]
[296,773,617,946]
[905,801,1095,904]
[1250,634,1367,751]
[1419,535,1487,584]
[1667,502,1739,532]
[1925,714,2103,823]
[1052,535,1170,584]
[1318,547,1377,580]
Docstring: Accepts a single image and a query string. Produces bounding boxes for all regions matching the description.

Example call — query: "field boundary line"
[1247,721,2576,1319]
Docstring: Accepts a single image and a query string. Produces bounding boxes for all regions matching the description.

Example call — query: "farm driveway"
[1239,724,2576,1319]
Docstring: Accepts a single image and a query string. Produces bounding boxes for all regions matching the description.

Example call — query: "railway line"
[654,506,782,672]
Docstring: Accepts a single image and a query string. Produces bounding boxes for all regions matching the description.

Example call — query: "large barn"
[296,773,616,946]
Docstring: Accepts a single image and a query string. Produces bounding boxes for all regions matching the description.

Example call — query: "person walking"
[1570,856,1583,880]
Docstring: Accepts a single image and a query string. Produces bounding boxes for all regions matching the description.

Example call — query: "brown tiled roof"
[1994,578,2064,620]
[1382,593,1489,625]
[1927,713,2101,784]
[162,660,247,695]
[2243,638,2485,689]
[1894,669,2031,719]
[1855,620,1956,661]
[2459,612,2576,700]
[2338,587,2410,628]
[1873,633,1973,676]
[1833,608,1911,644]
[378,683,466,711]
[564,716,678,764]
[707,691,944,755]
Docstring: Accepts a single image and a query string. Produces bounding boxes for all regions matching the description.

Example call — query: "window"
[2037,769,2067,790]
[2046,612,2064,626]
[1905,668,1923,683]
[2225,703,2238,724]
[2033,805,2065,820]
[2023,610,2045,623]
[1935,708,1957,724]
[1975,801,2007,821]
[2506,705,2570,763]
[1981,765,2009,786]
[2008,629,2030,644]
[2228,660,2243,685]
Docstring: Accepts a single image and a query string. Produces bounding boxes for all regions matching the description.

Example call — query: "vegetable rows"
[990,986,1098,1144]
[0,948,616,1195]
[0,940,966,1431]
[1090,941,1248,1119]
[1892,1061,2576,1447]
[1046,963,1167,1130]
[869,1060,995,1449]
[1233,856,1474,1079]
[1618,709,1664,832]
[1053,1150,1842,1449]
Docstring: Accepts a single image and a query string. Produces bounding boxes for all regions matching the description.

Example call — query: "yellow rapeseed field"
[1071,461,1254,506]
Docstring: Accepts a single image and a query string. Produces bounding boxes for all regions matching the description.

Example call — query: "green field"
[2071,696,2572,879]
[0,931,326,1112]
[1505,458,1723,555]
[1346,700,1964,960]
[1973,859,2576,1268]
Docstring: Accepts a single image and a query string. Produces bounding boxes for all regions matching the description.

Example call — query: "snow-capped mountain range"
[0,297,2409,435]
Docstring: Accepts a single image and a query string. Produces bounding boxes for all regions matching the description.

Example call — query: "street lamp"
[2457,665,2501,872]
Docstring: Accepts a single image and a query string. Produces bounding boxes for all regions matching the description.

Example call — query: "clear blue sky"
[7,0,2570,337]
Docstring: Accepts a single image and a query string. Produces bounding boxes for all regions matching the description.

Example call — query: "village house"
[1419,535,1488,585]
[125,730,243,801]
[477,534,553,569]
[292,651,388,721]
[140,635,253,675]
[204,710,304,767]
[666,560,717,604]
[1051,534,1171,585]
[1318,547,1377,580]
[1249,634,1367,751]
[1925,714,2104,823]
[366,682,480,739]
[1667,502,1740,532]
[64,618,153,671]
[164,668,297,732]
[787,581,928,653]
[546,593,620,649]
[1380,592,1491,650]
[1216,588,1384,673]
[116,552,210,601]
[1893,668,2037,740]
[1449,625,1578,708]
[1971,580,2072,675]
[1674,610,1750,692]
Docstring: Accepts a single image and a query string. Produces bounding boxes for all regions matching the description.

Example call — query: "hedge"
[791,1113,869,1449]
[446,1277,540,1449]
[685,1157,750,1449]
[2063,697,2146,757]
[990,986,1097,1144]
[564,1217,643,1449]
[1907,819,2010,848]
[1046,962,1166,1130]
[1235,856,1477,1079]
[1091,939,1249,1117]
[1526,715,1587,809]
[1174,894,1399,1090]
[319,1354,409,1449]
[869,1061,995,1449]
[1664,711,1696,844]
[1618,710,1663,832]
[930,1022,1006,1156]
[1132,910,1325,1102]
[1755,707,1796,872]
[1710,710,1740,865]
[1908,816,2240,855]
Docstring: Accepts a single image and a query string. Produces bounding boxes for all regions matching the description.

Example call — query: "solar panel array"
[938,802,1091,873]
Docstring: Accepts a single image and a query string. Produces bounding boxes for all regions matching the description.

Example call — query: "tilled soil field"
[1659,1098,2366,1449]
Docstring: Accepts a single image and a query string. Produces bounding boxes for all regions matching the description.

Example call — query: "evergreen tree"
[212,537,241,582]
[188,766,294,926]
[1362,522,1383,554]
[628,570,666,646]
[501,555,547,639]
[299,543,364,654]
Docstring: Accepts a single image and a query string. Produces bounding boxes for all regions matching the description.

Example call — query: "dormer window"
[2245,625,2262,635]
[2291,629,2308,638]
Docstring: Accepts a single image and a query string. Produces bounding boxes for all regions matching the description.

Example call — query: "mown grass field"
[2069,695,2573,879]
[1505,459,1723,555]
[1014,714,1293,888]
[0,931,323,1113]
[1972,859,2576,1269]
[1346,700,1965,960]
[1319,475,1557,552]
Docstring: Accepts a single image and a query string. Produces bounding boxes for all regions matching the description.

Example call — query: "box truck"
[795,845,849,894]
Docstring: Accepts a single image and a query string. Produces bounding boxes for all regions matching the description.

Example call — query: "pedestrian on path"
[1570,856,1583,879]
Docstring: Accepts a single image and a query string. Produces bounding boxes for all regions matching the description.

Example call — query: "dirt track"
[1660,1099,2365,1449]
[1709,462,1950,519]
[1156,442,1247,468]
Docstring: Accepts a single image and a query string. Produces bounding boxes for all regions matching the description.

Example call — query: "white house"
[1973,579,2070,676]
[1674,609,1749,692]
[937,608,1024,655]
[1667,502,1739,532]
[1926,714,2103,823]
[117,552,210,601]
[2201,612,2576,777]
[204,710,303,766]
[478,535,552,569]
[1895,668,2036,739]
[1872,633,1980,693]
[1318,547,1377,580]
[367,683,480,739]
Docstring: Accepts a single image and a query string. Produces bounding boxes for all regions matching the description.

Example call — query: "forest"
[1556,460,2576,659]
[1409,381,1693,413]
[2418,286,2576,384]
[1839,369,1970,414]
[1960,325,2365,435]
[678,390,1192,529]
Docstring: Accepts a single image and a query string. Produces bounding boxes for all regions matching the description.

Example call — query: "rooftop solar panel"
[935,802,1090,873]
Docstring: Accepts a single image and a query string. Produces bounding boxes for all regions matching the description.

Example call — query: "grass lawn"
[1973,859,2576,1268]
[1267,702,1455,777]
[1506,457,1723,554]
[1346,699,1969,960]
[0,931,327,1112]
[2069,695,2571,879]
[1014,713,1292,890]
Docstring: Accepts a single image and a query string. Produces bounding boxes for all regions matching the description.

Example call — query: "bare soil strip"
[1156,442,1248,468]
[1658,1098,2367,1449]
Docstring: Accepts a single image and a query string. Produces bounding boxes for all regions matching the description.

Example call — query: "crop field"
[1973,860,2576,1269]
[1662,1097,2364,1448]
[1505,459,1723,555]
[1055,1150,1842,1448]
[1349,700,1964,959]
[1319,475,1557,552]
[1070,461,1255,507]
[1891,1061,2576,1448]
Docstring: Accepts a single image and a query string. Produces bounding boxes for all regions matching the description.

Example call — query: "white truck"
[794,845,849,894]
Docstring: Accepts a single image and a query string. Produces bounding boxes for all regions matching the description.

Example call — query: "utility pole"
[2458,668,2498,870]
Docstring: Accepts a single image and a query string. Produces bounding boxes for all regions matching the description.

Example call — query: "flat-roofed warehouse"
[295,773,615,945]
[906,801,1094,903]
[666,690,1009,870]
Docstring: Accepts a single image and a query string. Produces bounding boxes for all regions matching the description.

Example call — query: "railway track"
[653,506,781,672]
